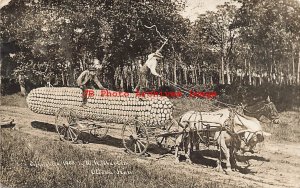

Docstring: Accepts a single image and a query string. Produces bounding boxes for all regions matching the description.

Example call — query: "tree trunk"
[174,59,177,85]
[0,59,2,100]
[292,53,295,84]
[259,67,262,85]
[131,63,134,90]
[194,66,198,85]
[191,67,195,84]
[210,75,213,85]
[184,68,187,85]
[297,51,300,85]
[62,71,65,86]
[291,45,295,85]
[244,58,247,85]
[198,64,201,85]
[221,56,225,84]
[253,61,257,86]
[269,64,272,84]
[248,59,252,85]
[226,63,230,84]
[287,63,290,85]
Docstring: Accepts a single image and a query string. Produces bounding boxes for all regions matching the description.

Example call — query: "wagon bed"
[27,87,179,155]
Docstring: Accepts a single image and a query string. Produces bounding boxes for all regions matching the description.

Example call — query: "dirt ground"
[1,104,300,188]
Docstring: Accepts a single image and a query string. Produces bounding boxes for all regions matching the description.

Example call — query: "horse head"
[236,129,271,153]
[265,102,280,124]
[243,96,280,124]
[232,111,272,153]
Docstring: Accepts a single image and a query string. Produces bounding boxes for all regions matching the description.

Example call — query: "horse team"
[173,97,280,173]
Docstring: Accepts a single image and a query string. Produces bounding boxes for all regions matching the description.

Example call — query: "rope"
[143,24,167,41]
[243,103,268,114]
[215,100,240,108]
[161,76,243,108]
[162,77,190,95]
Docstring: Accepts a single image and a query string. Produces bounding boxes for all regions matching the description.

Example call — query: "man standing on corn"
[77,58,106,106]
[134,50,163,93]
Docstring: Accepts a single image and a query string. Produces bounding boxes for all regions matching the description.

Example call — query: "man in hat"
[134,50,163,92]
[77,59,106,106]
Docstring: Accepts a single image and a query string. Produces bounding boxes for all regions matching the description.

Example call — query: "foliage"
[1,0,300,90]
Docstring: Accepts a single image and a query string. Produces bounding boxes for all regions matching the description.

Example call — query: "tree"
[191,3,238,85]
[232,0,300,85]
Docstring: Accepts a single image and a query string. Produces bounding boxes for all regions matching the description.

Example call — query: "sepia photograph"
[1,0,299,187]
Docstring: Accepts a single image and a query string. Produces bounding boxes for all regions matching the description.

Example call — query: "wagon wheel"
[89,122,109,139]
[122,119,149,156]
[156,118,179,148]
[55,107,80,143]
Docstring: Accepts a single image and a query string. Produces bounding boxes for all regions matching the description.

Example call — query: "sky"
[180,0,235,22]
[0,0,12,9]
[0,0,237,20]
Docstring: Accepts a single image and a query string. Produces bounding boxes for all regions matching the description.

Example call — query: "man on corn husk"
[77,58,106,106]
[134,50,163,93]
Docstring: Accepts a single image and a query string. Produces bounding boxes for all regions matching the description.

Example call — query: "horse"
[242,96,280,124]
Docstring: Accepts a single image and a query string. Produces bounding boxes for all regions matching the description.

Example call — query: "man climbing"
[77,59,106,106]
[134,50,163,92]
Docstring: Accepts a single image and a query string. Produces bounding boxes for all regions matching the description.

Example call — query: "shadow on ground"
[31,121,169,155]
[186,150,262,174]
[30,121,268,174]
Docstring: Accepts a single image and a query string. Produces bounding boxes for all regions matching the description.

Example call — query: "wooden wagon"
[26,87,180,155]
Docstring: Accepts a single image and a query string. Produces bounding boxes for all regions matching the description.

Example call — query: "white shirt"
[144,53,160,77]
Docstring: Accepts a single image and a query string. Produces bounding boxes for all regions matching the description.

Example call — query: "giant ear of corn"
[26,87,173,126]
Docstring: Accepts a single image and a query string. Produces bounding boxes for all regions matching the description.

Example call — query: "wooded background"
[1,0,300,99]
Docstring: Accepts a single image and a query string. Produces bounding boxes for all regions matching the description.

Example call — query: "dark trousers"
[134,74,148,92]
[80,81,97,105]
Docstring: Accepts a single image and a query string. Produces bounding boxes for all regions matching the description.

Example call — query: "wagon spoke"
[69,129,74,141]
[138,140,146,150]
[136,141,142,153]
[66,128,70,140]
[137,140,146,149]
[68,129,75,141]
[69,128,78,142]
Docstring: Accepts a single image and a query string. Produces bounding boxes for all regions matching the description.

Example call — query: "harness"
[181,111,229,147]
[233,110,265,149]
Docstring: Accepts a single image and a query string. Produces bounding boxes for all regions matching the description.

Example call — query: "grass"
[0,92,28,108]
[170,97,223,119]
[263,111,300,143]
[0,129,234,188]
